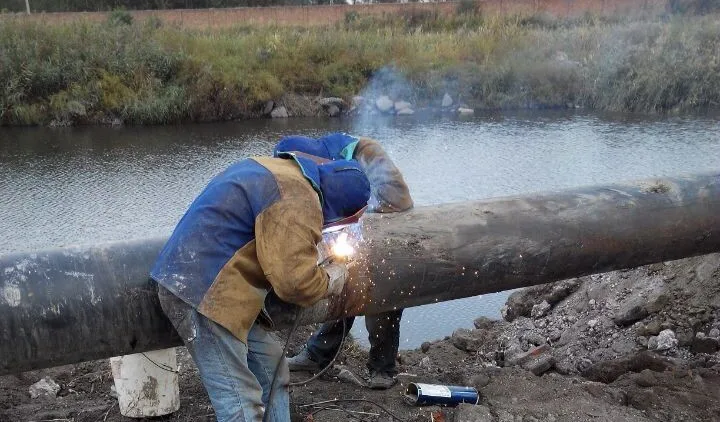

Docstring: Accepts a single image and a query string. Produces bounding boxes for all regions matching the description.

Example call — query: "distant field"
[2,0,668,28]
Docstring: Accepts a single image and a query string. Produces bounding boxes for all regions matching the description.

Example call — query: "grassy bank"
[2,10,720,126]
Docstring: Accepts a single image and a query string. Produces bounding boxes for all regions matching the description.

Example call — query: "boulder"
[326,104,341,117]
[263,100,274,115]
[375,96,394,113]
[270,106,288,118]
[394,100,412,112]
[441,93,453,107]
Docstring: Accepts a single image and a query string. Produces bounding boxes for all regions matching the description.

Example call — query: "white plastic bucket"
[109,348,180,417]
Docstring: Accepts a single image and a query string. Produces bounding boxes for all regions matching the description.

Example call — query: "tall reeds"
[1,11,719,126]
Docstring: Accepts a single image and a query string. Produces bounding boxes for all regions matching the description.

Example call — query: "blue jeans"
[306,310,403,375]
[158,286,289,422]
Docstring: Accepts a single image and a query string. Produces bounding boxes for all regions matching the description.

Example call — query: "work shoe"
[287,348,322,372]
[367,371,397,390]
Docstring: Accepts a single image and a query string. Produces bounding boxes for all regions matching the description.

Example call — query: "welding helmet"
[276,151,370,229]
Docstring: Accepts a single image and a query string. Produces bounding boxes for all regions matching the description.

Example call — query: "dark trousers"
[305,309,403,375]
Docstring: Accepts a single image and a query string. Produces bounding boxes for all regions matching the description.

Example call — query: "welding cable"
[299,398,406,422]
[263,312,348,422]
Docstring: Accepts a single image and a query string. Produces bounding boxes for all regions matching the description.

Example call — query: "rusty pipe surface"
[2,172,720,375]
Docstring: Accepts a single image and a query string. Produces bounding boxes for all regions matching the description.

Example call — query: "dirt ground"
[2,253,720,422]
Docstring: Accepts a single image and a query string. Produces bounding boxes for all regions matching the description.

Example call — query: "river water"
[1,110,719,349]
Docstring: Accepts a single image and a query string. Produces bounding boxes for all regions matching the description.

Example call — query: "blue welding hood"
[277,152,370,228]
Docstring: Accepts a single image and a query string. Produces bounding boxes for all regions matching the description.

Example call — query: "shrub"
[108,9,133,26]
[456,0,479,16]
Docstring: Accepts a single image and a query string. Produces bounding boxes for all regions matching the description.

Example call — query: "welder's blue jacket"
[274,133,413,213]
[150,155,369,344]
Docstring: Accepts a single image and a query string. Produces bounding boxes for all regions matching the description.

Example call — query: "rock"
[455,404,493,422]
[394,100,412,112]
[319,97,344,107]
[691,334,720,354]
[441,93,453,107]
[640,319,663,336]
[421,342,431,353]
[375,95,394,113]
[523,353,556,376]
[263,100,274,115]
[457,107,474,116]
[709,328,720,339]
[420,356,433,370]
[270,106,288,118]
[468,373,491,389]
[506,344,551,367]
[676,328,695,347]
[632,369,657,387]
[613,297,649,326]
[29,377,60,399]
[396,108,415,115]
[109,385,118,399]
[647,336,659,350]
[451,328,482,352]
[531,300,551,319]
[473,316,494,330]
[337,368,367,387]
[352,96,364,107]
[587,319,599,329]
[655,329,678,351]
[646,294,671,313]
[524,332,546,346]
[325,104,341,117]
[581,351,674,383]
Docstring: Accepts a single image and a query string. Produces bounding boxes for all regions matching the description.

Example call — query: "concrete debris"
[28,376,60,399]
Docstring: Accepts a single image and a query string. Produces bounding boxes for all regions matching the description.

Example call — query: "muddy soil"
[2,254,720,422]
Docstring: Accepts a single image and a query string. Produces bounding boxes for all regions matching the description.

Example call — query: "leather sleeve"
[255,197,329,307]
[354,137,414,213]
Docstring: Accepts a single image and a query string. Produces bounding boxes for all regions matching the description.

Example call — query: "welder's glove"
[324,261,348,297]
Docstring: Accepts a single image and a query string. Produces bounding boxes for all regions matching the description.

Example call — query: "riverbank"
[1,253,719,421]
[2,10,720,127]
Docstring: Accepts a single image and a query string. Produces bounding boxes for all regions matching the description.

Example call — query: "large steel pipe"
[2,172,719,375]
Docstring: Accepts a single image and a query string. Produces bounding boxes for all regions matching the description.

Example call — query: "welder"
[275,132,413,389]
[150,152,370,422]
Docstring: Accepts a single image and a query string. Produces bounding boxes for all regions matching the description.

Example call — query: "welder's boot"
[287,348,322,372]
[367,371,397,390]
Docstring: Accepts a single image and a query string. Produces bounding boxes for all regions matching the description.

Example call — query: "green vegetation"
[2,11,720,125]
